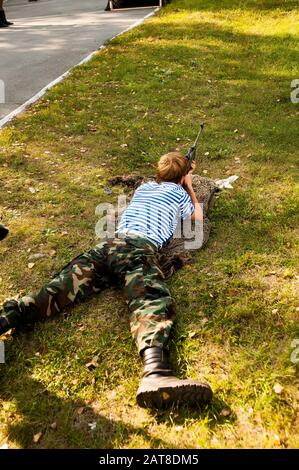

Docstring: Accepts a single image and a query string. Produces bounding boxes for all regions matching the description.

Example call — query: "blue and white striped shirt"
[117,181,194,247]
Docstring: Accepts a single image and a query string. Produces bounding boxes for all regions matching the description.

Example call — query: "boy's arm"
[182,174,203,222]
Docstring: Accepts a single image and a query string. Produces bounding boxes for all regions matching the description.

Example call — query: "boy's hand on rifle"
[189,161,196,173]
[182,161,196,190]
[182,173,193,191]
[182,173,203,222]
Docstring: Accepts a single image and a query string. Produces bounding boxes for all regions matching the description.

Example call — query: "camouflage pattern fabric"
[0,236,175,354]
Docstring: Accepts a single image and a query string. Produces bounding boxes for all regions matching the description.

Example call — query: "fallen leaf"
[28,253,48,262]
[220,408,231,417]
[162,392,170,400]
[211,437,219,445]
[28,262,35,269]
[273,383,283,394]
[88,422,97,431]
[33,432,42,444]
[50,422,57,430]
[86,356,99,370]
[188,331,197,338]
[77,407,85,415]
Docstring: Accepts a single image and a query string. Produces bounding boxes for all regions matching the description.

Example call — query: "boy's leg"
[0,241,111,333]
[124,255,176,355]
[122,239,213,409]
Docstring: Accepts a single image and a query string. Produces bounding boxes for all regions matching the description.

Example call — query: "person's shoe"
[0,19,9,28]
[0,315,10,335]
[0,224,9,241]
[0,10,13,26]
[136,347,213,409]
[0,300,22,335]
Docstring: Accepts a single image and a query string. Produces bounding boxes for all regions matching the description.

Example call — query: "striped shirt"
[117,181,194,247]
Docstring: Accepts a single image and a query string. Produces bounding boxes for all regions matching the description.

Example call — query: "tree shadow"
[0,290,236,448]
[0,365,169,449]
[0,0,297,447]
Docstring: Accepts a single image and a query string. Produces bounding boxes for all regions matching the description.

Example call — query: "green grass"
[0,0,298,448]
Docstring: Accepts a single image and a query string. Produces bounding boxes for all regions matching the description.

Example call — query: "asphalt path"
[0,0,156,122]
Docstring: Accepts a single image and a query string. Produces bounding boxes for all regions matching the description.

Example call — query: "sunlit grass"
[0,0,298,449]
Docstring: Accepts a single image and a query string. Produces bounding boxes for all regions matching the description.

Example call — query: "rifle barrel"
[193,123,204,147]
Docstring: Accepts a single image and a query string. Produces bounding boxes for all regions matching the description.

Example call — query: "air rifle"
[185,123,204,174]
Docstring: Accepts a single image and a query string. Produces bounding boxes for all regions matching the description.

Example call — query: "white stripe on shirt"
[117,181,194,247]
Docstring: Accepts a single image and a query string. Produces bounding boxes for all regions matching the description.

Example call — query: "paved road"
[0,0,155,121]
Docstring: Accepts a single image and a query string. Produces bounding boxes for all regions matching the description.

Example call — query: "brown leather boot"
[136,347,213,408]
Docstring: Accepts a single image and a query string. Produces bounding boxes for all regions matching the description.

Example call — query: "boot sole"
[136,382,213,409]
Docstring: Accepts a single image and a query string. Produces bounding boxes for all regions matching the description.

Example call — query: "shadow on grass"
[0,328,234,448]
[0,0,297,449]
[0,299,236,448]
[0,366,169,449]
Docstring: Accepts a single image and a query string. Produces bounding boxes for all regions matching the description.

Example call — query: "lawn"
[0,0,298,449]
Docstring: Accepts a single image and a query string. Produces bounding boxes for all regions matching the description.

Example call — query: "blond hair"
[156,151,187,184]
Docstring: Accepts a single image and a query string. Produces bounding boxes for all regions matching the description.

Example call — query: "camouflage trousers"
[0,235,176,354]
